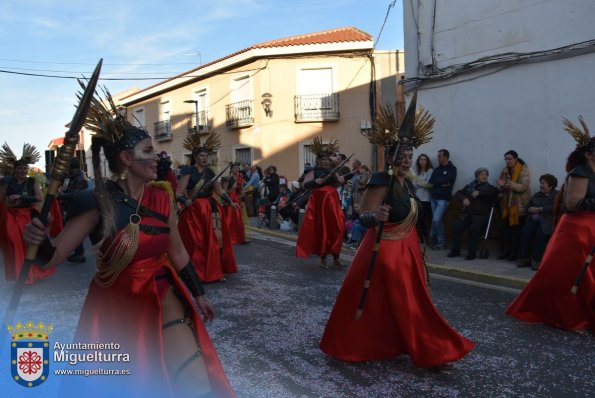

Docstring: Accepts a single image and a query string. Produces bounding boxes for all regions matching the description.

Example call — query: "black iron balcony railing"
[294,93,340,122]
[225,100,254,128]
[190,110,210,133]
[154,120,172,141]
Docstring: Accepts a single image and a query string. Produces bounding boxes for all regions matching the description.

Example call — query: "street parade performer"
[0,143,57,283]
[296,137,346,268]
[176,131,238,282]
[506,116,595,331]
[221,163,249,245]
[24,87,236,397]
[320,100,475,368]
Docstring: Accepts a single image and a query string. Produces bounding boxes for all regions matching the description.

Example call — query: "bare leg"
[161,289,211,396]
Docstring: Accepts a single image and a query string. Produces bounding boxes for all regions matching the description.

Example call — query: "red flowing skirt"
[68,255,236,397]
[506,212,595,330]
[0,207,57,284]
[223,195,246,244]
[218,202,238,275]
[178,198,237,282]
[296,185,345,258]
[320,226,475,367]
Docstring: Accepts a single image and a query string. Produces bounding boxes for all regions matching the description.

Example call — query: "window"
[226,75,254,128]
[234,147,252,165]
[132,108,145,128]
[192,88,209,131]
[299,141,320,175]
[154,100,172,141]
[295,67,339,121]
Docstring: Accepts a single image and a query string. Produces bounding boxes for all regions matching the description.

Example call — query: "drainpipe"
[368,52,377,173]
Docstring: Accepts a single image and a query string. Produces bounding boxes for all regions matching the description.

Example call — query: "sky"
[0,0,404,169]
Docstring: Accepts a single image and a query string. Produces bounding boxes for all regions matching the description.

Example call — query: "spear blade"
[1,59,102,354]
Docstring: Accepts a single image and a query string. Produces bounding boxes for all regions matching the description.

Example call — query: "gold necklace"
[95,184,146,288]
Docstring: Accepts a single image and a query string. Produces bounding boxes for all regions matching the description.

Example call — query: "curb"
[245,225,529,289]
[425,263,528,289]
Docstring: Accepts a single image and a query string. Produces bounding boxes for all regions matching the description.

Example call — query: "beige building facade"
[115,27,404,181]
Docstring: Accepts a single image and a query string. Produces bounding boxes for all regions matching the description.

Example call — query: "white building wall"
[403,0,595,190]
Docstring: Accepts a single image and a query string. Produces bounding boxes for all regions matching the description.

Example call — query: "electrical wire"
[401,38,595,90]
[375,0,398,47]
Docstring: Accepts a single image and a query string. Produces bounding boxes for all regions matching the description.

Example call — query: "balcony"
[294,93,340,122]
[190,111,211,133]
[154,120,172,141]
[225,100,254,128]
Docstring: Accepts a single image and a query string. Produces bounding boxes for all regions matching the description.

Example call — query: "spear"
[1,59,102,350]
[570,246,594,294]
[355,92,417,320]
[177,162,233,216]
[277,153,354,212]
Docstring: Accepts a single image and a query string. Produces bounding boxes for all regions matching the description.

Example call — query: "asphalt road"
[1,235,593,397]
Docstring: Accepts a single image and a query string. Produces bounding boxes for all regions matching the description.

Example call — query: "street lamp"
[184,100,198,133]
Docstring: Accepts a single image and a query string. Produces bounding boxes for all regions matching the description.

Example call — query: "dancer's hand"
[24,217,47,246]
[375,205,391,222]
[196,296,215,322]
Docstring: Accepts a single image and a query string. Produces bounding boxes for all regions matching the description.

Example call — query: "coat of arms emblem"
[8,321,52,387]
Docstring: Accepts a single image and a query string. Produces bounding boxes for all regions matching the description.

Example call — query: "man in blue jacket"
[428,149,457,249]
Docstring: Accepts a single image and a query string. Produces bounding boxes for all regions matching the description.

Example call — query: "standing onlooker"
[58,157,89,263]
[264,165,280,204]
[351,165,370,210]
[428,149,457,249]
[516,174,559,270]
[496,150,532,261]
[156,151,178,193]
[410,153,433,243]
[447,168,499,260]
[243,165,260,216]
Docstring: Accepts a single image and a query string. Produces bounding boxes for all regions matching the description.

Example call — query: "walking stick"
[355,93,417,320]
[570,246,595,295]
[1,59,102,351]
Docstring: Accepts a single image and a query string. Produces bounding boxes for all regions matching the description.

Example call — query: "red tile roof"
[121,27,372,101]
[254,26,372,48]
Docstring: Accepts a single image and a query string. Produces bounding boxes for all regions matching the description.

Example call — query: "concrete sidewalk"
[244,216,534,289]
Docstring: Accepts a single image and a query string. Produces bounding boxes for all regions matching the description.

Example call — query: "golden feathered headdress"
[562,115,594,151]
[308,136,339,158]
[364,102,435,151]
[0,142,40,175]
[82,84,150,161]
[183,130,222,156]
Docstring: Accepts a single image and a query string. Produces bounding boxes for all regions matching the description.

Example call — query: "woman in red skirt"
[296,137,346,268]
[320,104,474,368]
[221,163,249,245]
[25,91,236,397]
[0,143,56,283]
[176,132,238,282]
[507,117,595,331]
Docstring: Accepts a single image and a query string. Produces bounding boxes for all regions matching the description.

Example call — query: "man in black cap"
[447,167,498,260]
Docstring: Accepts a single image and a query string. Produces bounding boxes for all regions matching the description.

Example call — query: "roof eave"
[119,40,373,105]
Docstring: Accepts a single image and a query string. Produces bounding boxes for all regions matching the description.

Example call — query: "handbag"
[280,218,293,232]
